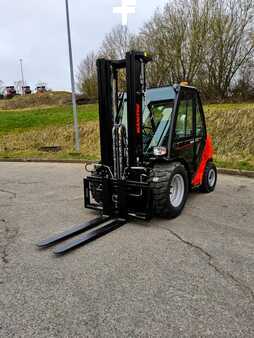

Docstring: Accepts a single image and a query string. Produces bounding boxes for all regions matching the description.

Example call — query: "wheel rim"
[208,168,216,187]
[170,174,185,208]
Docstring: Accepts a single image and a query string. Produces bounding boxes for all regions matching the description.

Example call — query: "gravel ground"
[0,162,254,338]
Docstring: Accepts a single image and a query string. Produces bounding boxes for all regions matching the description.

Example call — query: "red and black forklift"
[36,85,47,94]
[4,86,17,99]
[22,86,32,95]
[37,51,217,255]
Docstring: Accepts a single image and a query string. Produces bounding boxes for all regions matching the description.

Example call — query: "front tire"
[151,162,189,219]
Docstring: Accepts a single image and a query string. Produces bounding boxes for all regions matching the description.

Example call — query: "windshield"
[117,86,176,154]
[143,100,174,153]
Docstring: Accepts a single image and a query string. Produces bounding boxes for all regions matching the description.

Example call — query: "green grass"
[205,102,254,112]
[0,104,98,134]
[0,101,251,135]
[214,158,254,172]
[0,101,254,171]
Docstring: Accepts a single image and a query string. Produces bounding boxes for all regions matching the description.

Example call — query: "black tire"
[200,161,217,193]
[150,162,189,219]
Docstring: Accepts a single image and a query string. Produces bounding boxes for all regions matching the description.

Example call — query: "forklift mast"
[96,51,151,171]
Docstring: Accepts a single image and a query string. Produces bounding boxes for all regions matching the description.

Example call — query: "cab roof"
[146,86,176,103]
[146,84,198,103]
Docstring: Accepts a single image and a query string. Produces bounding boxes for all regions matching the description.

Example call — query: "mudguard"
[192,134,214,186]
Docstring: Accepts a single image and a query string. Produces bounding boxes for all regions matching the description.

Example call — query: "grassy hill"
[0,104,97,134]
[0,101,253,170]
[205,103,254,170]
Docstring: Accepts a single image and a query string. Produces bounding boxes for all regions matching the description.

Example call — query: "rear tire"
[151,162,189,219]
[200,161,217,193]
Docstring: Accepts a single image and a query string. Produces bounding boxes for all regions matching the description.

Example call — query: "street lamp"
[19,58,25,95]
[65,0,80,153]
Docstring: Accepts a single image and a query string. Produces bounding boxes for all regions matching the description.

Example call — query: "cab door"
[171,88,196,175]
[193,93,207,171]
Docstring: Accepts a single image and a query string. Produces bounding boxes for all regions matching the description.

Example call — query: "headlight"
[153,146,167,157]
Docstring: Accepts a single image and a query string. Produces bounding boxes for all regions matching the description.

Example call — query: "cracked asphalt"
[0,162,254,337]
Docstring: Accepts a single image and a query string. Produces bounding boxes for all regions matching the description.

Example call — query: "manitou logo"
[135,103,141,134]
[113,0,136,26]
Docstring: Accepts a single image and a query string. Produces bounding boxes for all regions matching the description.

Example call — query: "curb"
[217,168,254,179]
[0,158,94,164]
[0,158,253,178]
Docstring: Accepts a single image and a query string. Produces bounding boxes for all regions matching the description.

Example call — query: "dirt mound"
[0,91,72,110]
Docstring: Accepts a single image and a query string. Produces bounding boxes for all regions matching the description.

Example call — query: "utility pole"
[19,58,25,95]
[65,0,80,152]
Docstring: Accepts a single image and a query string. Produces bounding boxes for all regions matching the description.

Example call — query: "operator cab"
[117,86,175,155]
[117,84,206,173]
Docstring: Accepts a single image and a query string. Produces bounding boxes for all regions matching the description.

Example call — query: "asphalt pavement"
[0,162,254,337]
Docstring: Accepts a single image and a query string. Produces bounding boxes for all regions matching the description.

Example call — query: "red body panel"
[192,134,214,186]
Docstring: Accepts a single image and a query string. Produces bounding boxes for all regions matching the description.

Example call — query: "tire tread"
[150,162,188,218]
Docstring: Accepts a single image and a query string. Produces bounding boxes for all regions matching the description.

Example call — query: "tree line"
[78,0,254,101]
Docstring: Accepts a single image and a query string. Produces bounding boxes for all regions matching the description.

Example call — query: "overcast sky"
[0,0,168,91]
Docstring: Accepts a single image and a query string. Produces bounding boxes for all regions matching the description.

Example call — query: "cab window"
[196,101,205,137]
[175,96,194,140]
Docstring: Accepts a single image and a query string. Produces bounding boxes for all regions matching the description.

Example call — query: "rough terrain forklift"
[36,85,47,94]
[4,86,16,99]
[37,51,217,255]
[22,86,32,95]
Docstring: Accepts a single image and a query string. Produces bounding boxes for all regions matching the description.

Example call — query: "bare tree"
[99,25,138,59]
[140,0,211,86]
[204,0,254,99]
[77,25,141,99]
[77,51,98,99]
[99,25,141,91]
[139,10,170,86]
[231,59,254,99]
[77,0,254,100]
